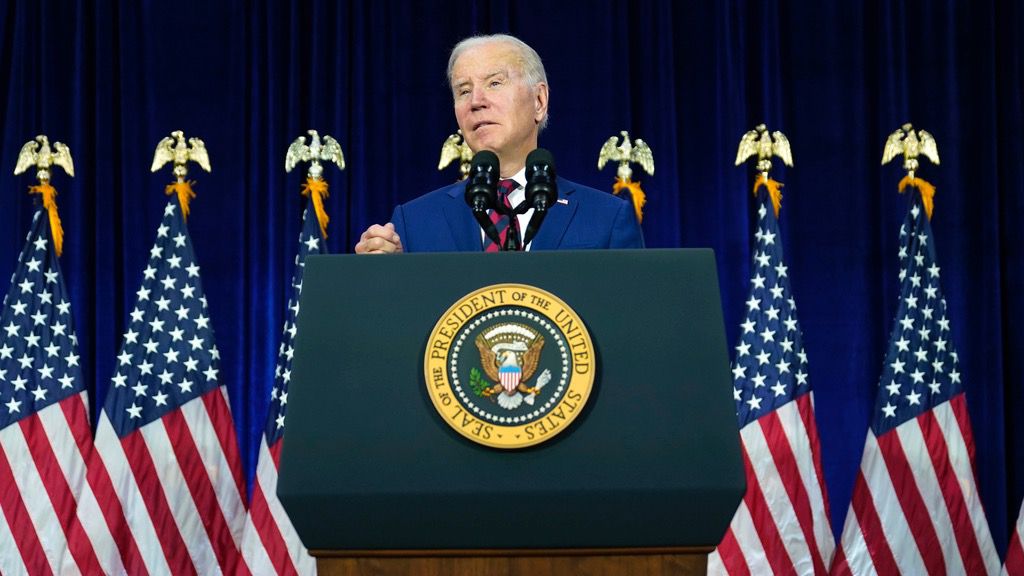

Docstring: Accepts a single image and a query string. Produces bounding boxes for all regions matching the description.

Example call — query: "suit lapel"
[528,176,577,250]
[444,184,483,251]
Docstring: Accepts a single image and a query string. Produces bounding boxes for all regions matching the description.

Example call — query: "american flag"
[0,208,103,574]
[1006,499,1024,575]
[707,193,835,575]
[831,195,1000,575]
[75,200,249,574]
[240,207,319,575]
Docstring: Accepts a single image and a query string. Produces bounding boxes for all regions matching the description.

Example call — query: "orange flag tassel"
[612,177,647,224]
[29,183,64,257]
[301,177,330,238]
[753,174,784,217]
[898,175,935,220]
[165,181,197,221]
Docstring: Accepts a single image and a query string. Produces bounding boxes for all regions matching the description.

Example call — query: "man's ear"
[534,82,549,123]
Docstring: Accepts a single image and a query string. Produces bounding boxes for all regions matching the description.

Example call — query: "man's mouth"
[473,121,497,131]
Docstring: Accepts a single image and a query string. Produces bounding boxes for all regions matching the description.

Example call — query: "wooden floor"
[315,549,709,576]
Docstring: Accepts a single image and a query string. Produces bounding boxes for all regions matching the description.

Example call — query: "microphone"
[464,150,503,248]
[464,150,499,211]
[522,148,558,246]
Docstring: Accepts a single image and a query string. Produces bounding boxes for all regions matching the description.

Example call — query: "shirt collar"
[505,167,527,206]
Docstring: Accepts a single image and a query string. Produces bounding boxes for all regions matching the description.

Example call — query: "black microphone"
[464,150,503,248]
[522,148,558,246]
[464,150,499,211]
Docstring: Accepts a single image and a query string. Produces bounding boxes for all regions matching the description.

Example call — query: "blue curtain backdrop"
[1,0,1021,551]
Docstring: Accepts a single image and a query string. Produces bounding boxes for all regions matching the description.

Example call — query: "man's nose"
[469,86,488,109]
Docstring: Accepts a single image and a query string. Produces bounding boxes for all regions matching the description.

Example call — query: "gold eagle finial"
[15,135,74,183]
[881,123,939,179]
[151,131,211,221]
[736,124,792,217]
[151,130,211,180]
[14,135,74,256]
[598,130,654,181]
[883,123,940,219]
[735,123,793,179]
[285,129,345,180]
[598,131,654,223]
[285,130,345,239]
[438,130,473,180]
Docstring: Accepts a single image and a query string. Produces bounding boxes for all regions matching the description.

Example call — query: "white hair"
[447,34,549,129]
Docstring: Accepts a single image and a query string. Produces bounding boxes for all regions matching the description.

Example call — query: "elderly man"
[356,34,643,254]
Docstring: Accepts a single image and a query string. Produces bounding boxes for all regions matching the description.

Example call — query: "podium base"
[313,547,710,576]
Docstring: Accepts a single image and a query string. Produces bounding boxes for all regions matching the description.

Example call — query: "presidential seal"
[425,284,596,449]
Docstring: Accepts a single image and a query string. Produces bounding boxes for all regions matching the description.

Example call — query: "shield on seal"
[499,364,522,393]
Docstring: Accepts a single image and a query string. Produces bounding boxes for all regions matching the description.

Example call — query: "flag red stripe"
[121,428,197,575]
[948,394,980,486]
[759,410,828,575]
[849,469,900,575]
[63,396,148,573]
[249,477,300,576]
[203,391,247,501]
[269,436,283,467]
[19,410,103,574]
[81,441,148,574]
[796,394,832,520]
[738,446,796,576]
[714,527,751,576]
[1006,526,1024,575]
[875,430,947,575]
[61,394,93,459]
[917,408,986,574]
[0,439,54,576]
[163,405,243,575]
[829,548,851,576]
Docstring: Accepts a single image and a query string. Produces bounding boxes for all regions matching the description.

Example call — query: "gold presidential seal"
[424,284,596,449]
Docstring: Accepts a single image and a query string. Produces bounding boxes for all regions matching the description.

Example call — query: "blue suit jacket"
[390,176,644,252]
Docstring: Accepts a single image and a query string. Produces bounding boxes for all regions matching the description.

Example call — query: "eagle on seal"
[475,326,545,401]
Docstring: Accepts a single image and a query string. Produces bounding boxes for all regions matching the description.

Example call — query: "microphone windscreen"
[471,150,499,172]
[526,148,555,173]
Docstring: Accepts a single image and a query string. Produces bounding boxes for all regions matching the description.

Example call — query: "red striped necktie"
[484,179,521,252]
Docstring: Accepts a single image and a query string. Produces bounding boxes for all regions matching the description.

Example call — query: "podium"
[279,249,744,575]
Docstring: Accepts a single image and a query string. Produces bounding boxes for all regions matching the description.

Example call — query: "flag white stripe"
[894,419,967,574]
[706,548,725,575]
[726,500,770,572]
[852,432,928,575]
[138,413,221,573]
[240,510,276,575]
[776,399,835,564]
[933,402,1000,574]
[740,421,810,570]
[37,397,87,497]
[256,438,316,574]
[71,465,125,576]
[834,503,877,576]
[179,395,246,546]
[36,399,92,575]
[93,415,171,575]
[0,419,69,574]
[0,483,31,576]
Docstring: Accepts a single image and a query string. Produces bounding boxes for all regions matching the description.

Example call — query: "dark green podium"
[279,249,744,575]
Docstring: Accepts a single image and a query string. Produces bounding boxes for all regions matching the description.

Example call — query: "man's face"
[450,42,548,172]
